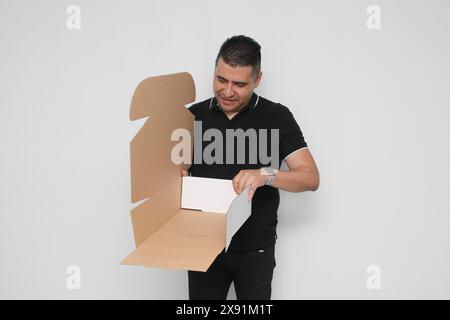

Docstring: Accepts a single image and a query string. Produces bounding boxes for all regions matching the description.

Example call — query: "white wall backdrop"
[1,0,449,299]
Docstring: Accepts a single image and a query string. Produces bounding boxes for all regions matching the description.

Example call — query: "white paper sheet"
[181,176,236,213]
[225,187,252,251]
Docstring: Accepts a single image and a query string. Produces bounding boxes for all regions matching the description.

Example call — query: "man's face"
[213,57,262,115]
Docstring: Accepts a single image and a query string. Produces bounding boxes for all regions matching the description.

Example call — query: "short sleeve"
[278,105,308,160]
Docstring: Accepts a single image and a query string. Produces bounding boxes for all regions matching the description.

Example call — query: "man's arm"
[233,148,320,200]
[273,148,319,192]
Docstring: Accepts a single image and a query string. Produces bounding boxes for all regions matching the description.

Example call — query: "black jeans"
[188,245,276,300]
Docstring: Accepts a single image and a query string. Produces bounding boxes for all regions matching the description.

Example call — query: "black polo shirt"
[188,92,308,253]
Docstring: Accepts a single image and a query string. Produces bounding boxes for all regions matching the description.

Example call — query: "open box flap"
[122,209,226,272]
[130,106,194,203]
[130,72,195,120]
[131,178,182,247]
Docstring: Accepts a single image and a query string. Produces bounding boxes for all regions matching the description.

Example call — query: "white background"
[1,0,449,299]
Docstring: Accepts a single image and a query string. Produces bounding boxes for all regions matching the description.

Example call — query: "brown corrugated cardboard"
[121,72,251,272]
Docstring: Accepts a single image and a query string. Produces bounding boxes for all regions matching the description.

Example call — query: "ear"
[254,72,262,88]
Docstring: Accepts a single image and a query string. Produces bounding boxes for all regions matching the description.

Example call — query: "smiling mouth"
[220,96,237,102]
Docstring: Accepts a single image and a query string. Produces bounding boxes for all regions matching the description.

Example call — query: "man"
[181,35,320,300]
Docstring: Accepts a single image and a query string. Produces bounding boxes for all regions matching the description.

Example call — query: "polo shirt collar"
[209,92,260,112]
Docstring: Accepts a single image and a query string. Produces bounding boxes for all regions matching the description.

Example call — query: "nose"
[224,83,233,98]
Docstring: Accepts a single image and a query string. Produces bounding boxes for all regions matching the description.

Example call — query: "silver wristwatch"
[262,167,278,186]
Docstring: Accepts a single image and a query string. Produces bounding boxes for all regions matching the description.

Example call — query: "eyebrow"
[216,75,248,86]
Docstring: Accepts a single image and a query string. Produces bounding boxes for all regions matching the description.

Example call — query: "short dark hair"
[215,35,261,77]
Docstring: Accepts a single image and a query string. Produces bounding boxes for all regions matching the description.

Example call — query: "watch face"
[267,175,275,186]
[262,167,276,185]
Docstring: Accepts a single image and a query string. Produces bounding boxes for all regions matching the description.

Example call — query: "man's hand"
[232,169,267,201]
[181,169,189,177]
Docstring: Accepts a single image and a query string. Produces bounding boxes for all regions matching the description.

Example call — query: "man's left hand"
[232,169,267,201]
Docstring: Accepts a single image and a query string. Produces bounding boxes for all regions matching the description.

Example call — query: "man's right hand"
[181,169,189,177]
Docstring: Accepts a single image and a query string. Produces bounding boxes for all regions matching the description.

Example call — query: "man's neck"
[219,94,254,120]
[224,111,238,120]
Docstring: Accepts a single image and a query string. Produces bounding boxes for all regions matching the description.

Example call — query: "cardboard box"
[121,72,251,272]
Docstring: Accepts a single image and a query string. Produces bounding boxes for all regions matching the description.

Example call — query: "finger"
[247,183,256,201]
[233,171,243,194]
[235,179,242,194]
[238,175,252,194]
[236,174,247,194]
[181,169,188,177]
